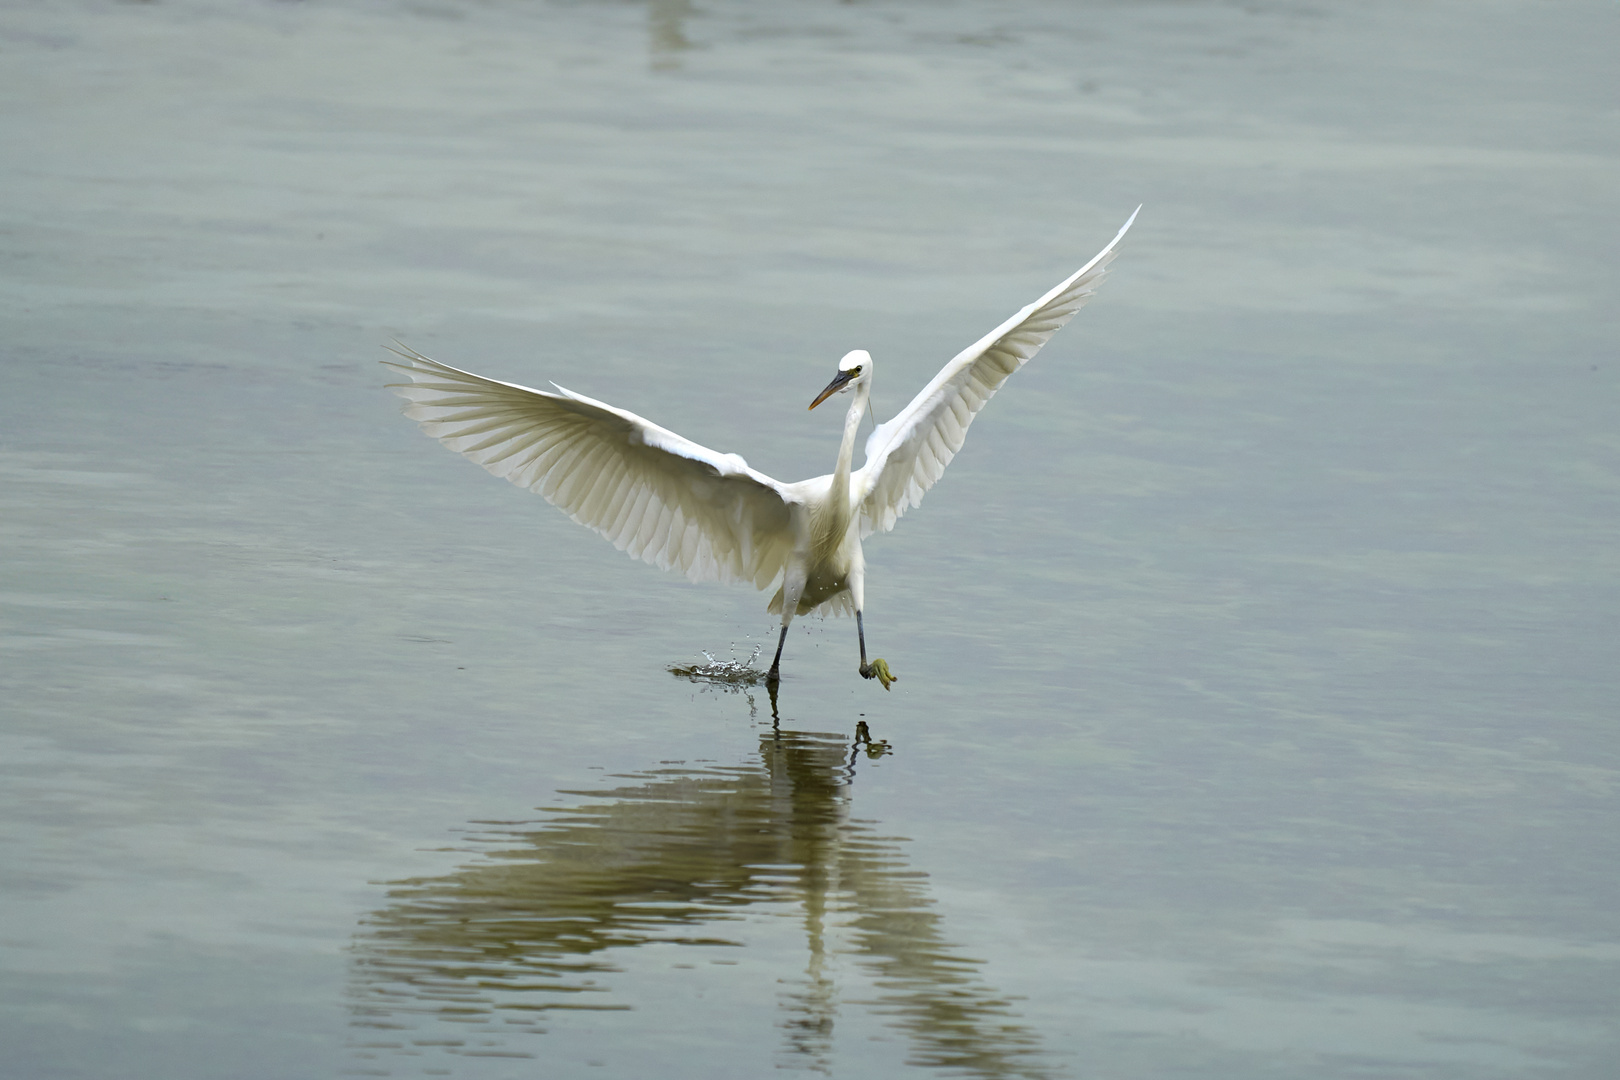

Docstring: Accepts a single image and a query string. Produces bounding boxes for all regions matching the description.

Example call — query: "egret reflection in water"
[349,728,1051,1078]
[648,0,697,70]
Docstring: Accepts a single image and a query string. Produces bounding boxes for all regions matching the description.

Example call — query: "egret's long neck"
[831,380,869,504]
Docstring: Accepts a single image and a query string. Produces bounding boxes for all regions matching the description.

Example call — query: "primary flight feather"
[385,207,1138,687]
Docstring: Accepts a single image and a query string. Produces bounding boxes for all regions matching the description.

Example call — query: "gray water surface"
[2,1,1617,1077]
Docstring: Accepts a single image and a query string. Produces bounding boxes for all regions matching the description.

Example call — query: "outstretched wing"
[385,347,797,589]
[854,208,1138,536]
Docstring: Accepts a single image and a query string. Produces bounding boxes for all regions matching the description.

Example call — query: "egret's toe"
[863,658,897,690]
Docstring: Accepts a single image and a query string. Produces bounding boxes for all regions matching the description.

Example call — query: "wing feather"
[385,346,798,588]
[854,208,1138,536]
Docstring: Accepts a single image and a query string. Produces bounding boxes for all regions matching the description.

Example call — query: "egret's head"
[809,350,872,410]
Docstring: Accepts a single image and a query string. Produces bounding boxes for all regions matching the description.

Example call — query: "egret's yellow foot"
[861,658,897,690]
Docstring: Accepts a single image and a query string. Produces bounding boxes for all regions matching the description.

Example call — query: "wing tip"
[380,342,449,388]
[381,340,431,364]
[1100,204,1141,255]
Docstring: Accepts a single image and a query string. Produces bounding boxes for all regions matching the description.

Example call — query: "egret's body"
[386,209,1137,686]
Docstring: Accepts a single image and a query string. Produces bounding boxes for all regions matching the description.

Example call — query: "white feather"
[384,347,798,588]
[855,206,1139,536]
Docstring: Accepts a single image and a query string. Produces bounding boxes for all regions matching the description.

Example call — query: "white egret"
[385,208,1137,688]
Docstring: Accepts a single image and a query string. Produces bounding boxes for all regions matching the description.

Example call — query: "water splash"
[669,641,765,685]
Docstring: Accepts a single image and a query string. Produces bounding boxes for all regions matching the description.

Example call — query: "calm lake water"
[2,1,1617,1077]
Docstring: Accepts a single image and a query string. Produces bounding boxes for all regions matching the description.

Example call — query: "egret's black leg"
[857,610,870,677]
[766,625,789,684]
[856,610,897,689]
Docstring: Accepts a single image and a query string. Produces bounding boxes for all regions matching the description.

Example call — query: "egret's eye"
[850,366,863,376]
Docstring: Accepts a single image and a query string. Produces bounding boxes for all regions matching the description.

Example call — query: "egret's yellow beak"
[809,369,855,410]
